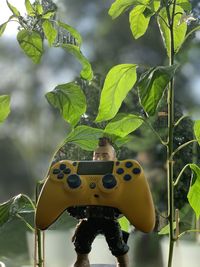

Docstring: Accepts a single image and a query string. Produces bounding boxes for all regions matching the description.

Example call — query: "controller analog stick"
[67,174,81,189]
[102,174,117,189]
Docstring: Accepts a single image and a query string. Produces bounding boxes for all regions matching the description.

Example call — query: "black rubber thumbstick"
[102,174,117,189]
[67,174,81,189]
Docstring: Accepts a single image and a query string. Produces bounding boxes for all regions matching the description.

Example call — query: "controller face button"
[67,174,81,189]
[116,168,124,174]
[63,168,71,174]
[53,168,60,174]
[102,174,117,189]
[123,174,132,181]
[125,161,133,168]
[89,182,96,189]
[57,173,64,179]
[60,164,66,170]
[132,168,141,174]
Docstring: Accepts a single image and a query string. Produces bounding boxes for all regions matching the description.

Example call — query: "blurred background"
[0,0,200,266]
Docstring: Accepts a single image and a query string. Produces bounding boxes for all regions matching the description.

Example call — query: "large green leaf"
[188,164,200,219]
[194,120,200,145]
[95,64,137,122]
[57,21,82,46]
[104,113,143,138]
[0,95,11,123]
[129,5,151,39]
[42,20,57,47]
[62,44,93,80]
[6,0,20,17]
[46,82,86,126]
[17,30,43,64]
[108,0,137,19]
[0,194,34,228]
[138,65,177,116]
[65,125,104,151]
[157,6,187,57]
[176,0,192,11]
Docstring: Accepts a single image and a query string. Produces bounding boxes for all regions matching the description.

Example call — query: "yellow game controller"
[35,160,155,232]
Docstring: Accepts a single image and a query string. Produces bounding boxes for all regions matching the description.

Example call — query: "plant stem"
[166,0,177,266]
[37,228,43,267]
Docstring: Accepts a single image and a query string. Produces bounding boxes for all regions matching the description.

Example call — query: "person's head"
[93,137,116,161]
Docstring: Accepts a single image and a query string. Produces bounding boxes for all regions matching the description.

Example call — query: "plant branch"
[178,229,200,239]
[174,115,189,127]
[172,139,197,158]
[173,163,190,187]
[16,214,35,232]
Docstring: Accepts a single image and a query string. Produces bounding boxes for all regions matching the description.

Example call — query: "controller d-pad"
[53,168,60,175]
[60,163,66,170]
[125,161,133,168]
[116,168,124,174]
[57,173,64,179]
[123,174,132,181]
[67,174,81,189]
[132,167,141,174]
[63,168,71,174]
[102,174,117,189]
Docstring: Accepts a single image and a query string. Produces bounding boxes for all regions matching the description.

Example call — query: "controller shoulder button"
[132,167,141,174]
[116,168,124,174]
[123,174,132,181]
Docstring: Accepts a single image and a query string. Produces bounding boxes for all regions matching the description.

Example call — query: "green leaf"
[96,64,137,122]
[158,222,176,235]
[0,22,8,37]
[108,0,137,19]
[36,3,43,15]
[57,21,82,46]
[42,20,57,47]
[129,5,151,39]
[0,194,34,228]
[104,113,143,138]
[157,6,187,57]
[25,0,35,16]
[176,0,192,11]
[0,95,11,123]
[138,65,177,116]
[6,0,20,17]
[17,30,43,64]
[46,82,86,126]
[62,44,93,80]
[194,120,200,145]
[42,11,55,19]
[188,164,200,219]
[65,125,104,151]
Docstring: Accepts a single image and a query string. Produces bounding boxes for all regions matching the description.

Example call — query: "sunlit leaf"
[158,222,176,235]
[25,0,35,16]
[57,21,82,46]
[0,95,11,123]
[96,64,137,122]
[36,3,43,15]
[65,125,104,151]
[42,20,57,46]
[62,44,93,80]
[188,164,200,219]
[176,0,192,11]
[138,65,177,116]
[0,194,34,228]
[46,82,86,126]
[17,30,43,64]
[42,11,55,19]
[0,22,8,37]
[194,120,200,145]
[6,0,20,16]
[129,5,151,39]
[108,0,137,19]
[157,6,187,57]
[104,113,143,138]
